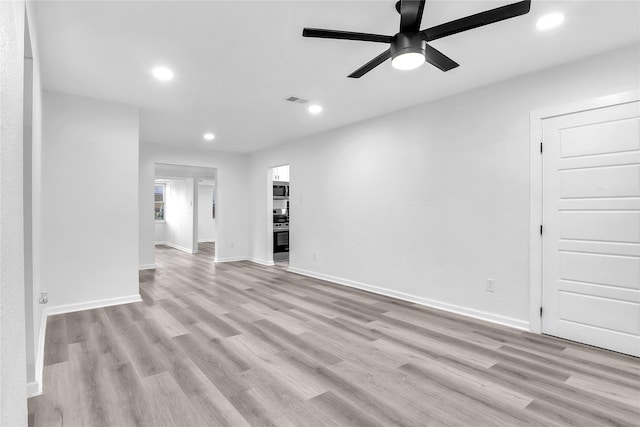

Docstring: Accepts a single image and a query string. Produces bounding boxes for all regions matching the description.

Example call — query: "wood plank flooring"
[28,243,640,426]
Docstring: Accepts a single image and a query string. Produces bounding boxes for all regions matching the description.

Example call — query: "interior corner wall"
[248,44,640,329]
[139,143,249,266]
[41,91,140,309]
[0,0,28,424]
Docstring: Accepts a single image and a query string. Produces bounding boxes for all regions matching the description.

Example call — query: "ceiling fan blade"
[422,0,531,42]
[348,49,393,78]
[399,0,426,33]
[424,44,459,71]
[303,28,392,44]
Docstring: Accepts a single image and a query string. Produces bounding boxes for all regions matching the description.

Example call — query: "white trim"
[529,105,544,334]
[44,294,142,317]
[248,257,275,267]
[27,311,48,397]
[163,242,194,254]
[214,256,247,263]
[529,90,639,334]
[197,239,215,243]
[288,266,529,331]
[27,381,40,397]
[28,294,142,396]
[155,241,166,246]
[531,91,639,122]
[138,264,156,270]
[266,168,275,267]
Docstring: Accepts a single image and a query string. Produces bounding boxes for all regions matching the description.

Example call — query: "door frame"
[529,90,639,334]
[266,167,275,265]
[152,163,218,259]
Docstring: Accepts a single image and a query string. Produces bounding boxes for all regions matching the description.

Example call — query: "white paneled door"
[542,100,640,357]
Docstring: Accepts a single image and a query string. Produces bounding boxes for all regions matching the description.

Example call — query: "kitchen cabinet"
[272,165,289,182]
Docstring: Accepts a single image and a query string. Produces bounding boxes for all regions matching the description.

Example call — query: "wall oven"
[273,222,289,257]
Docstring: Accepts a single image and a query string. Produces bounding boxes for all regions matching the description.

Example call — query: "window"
[154,184,165,221]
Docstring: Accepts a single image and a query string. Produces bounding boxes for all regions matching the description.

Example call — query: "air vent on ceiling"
[284,96,308,104]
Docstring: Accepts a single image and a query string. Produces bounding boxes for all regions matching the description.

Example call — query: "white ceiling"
[34,1,640,153]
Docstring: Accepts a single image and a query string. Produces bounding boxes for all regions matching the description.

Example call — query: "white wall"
[164,179,195,253]
[154,221,166,244]
[41,91,140,308]
[0,0,28,424]
[23,119,35,382]
[26,0,45,396]
[248,45,640,329]
[198,184,216,242]
[139,143,249,265]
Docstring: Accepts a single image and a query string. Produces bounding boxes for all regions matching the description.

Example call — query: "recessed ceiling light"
[308,105,323,114]
[152,66,174,81]
[536,12,564,31]
[203,133,215,141]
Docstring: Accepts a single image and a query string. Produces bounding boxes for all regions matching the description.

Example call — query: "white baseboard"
[197,239,215,243]
[27,311,48,398]
[214,256,247,263]
[138,264,156,270]
[28,293,143,397]
[163,242,194,254]
[248,258,275,266]
[44,294,142,317]
[287,266,529,331]
[155,241,166,246]
[27,381,40,397]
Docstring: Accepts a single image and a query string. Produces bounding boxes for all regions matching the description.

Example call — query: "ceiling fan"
[302,0,531,78]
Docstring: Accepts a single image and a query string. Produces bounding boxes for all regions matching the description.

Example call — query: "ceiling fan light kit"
[390,33,427,70]
[302,0,532,78]
[151,66,174,82]
[392,52,425,70]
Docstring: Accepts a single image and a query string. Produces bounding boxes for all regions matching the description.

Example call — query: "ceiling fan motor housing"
[390,32,426,59]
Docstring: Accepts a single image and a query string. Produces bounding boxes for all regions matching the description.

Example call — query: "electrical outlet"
[312,253,317,261]
[230,241,235,248]
[486,278,495,293]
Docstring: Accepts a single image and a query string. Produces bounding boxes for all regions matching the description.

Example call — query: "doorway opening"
[270,164,290,268]
[154,163,217,262]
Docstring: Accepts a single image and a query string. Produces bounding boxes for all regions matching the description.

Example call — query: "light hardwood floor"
[28,243,640,426]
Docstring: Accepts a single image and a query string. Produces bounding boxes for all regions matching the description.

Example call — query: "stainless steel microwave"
[273,182,289,199]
